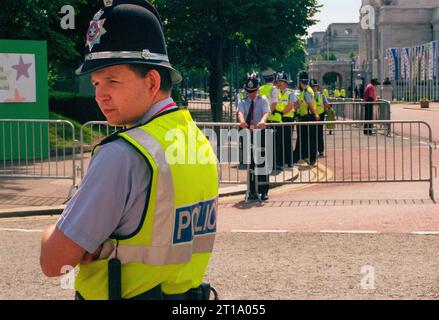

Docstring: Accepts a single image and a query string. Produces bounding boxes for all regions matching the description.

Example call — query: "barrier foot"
[429,187,437,204]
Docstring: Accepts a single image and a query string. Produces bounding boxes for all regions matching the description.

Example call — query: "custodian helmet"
[75,0,182,84]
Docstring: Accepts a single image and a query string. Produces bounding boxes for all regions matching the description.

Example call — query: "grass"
[48,112,111,149]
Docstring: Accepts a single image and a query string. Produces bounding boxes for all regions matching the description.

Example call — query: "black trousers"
[249,129,269,195]
[293,115,318,165]
[317,112,326,154]
[282,117,295,166]
[364,103,374,135]
[267,120,283,167]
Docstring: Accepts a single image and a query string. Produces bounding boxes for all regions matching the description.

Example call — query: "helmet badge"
[86,10,107,51]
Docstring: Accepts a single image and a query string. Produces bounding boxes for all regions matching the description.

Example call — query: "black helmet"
[276,71,288,84]
[244,77,260,92]
[75,0,182,84]
[299,71,309,82]
[309,79,319,87]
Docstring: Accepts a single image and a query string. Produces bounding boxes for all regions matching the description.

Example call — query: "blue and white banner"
[386,48,399,80]
[429,41,438,81]
[400,47,410,81]
[420,45,427,81]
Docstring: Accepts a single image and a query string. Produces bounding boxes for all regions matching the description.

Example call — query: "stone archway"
[308,60,353,93]
[323,71,343,89]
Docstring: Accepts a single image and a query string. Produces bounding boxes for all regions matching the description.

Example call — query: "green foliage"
[311,52,337,61]
[349,51,358,59]
[49,91,104,124]
[0,0,88,71]
[49,112,104,147]
[152,0,320,120]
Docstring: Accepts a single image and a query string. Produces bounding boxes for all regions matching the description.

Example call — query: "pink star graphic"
[4,89,26,103]
[11,56,32,81]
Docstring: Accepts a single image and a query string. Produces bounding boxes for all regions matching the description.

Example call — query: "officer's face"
[247,91,258,100]
[92,65,156,126]
[277,81,287,91]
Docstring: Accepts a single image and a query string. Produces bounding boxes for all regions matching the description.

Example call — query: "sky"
[307,0,363,35]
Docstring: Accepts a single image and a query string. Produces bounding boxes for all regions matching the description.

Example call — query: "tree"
[0,0,102,84]
[0,1,85,71]
[153,0,320,121]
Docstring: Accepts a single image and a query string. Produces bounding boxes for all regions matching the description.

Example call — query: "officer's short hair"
[128,64,173,93]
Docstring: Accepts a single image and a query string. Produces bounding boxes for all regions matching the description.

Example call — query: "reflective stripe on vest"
[298,86,316,117]
[279,89,295,118]
[75,109,219,300]
[260,84,282,123]
[315,92,325,115]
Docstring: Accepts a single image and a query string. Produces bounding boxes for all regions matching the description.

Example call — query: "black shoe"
[319,153,325,158]
[260,193,269,201]
[275,165,284,171]
[248,193,258,201]
[308,161,316,166]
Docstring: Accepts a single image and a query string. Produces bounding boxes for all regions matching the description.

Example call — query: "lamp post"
[351,58,355,98]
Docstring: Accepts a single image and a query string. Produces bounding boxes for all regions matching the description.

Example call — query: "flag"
[401,47,410,81]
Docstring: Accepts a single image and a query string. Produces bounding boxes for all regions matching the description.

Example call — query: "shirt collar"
[130,97,176,128]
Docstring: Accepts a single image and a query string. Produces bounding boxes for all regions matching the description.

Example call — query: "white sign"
[0,53,36,103]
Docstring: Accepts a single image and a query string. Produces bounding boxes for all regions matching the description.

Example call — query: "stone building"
[308,23,359,60]
[359,0,439,83]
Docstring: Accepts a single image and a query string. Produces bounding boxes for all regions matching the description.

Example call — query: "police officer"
[276,71,298,167]
[293,72,319,166]
[323,87,330,100]
[40,0,219,300]
[333,87,341,99]
[259,69,283,170]
[238,76,270,201]
[310,79,330,157]
[340,87,346,98]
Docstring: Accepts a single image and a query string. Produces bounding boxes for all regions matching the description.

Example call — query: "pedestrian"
[310,79,330,157]
[363,78,379,135]
[259,69,283,170]
[238,76,270,201]
[40,0,219,300]
[276,71,298,167]
[293,72,319,166]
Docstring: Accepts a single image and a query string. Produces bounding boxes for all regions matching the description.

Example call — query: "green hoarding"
[0,40,49,161]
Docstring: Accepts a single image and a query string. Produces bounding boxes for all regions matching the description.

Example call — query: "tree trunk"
[208,53,224,123]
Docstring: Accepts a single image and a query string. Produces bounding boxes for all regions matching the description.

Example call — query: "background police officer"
[238,76,270,201]
[310,79,330,157]
[276,71,298,168]
[40,0,218,300]
[259,69,283,170]
[293,71,319,166]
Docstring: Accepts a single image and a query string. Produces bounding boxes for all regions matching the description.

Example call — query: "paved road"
[1,216,439,300]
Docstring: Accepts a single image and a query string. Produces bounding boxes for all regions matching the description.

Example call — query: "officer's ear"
[144,69,162,96]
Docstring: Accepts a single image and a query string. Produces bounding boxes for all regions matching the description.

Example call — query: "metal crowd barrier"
[183,99,236,122]
[79,121,124,179]
[330,101,391,121]
[267,121,436,202]
[79,121,247,185]
[0,119,77,196]
[2,118,435,203]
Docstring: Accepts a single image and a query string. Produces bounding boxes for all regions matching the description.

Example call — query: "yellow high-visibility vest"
[259,84,283,122]
[298,86,316,117]
[75,108,219,300]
